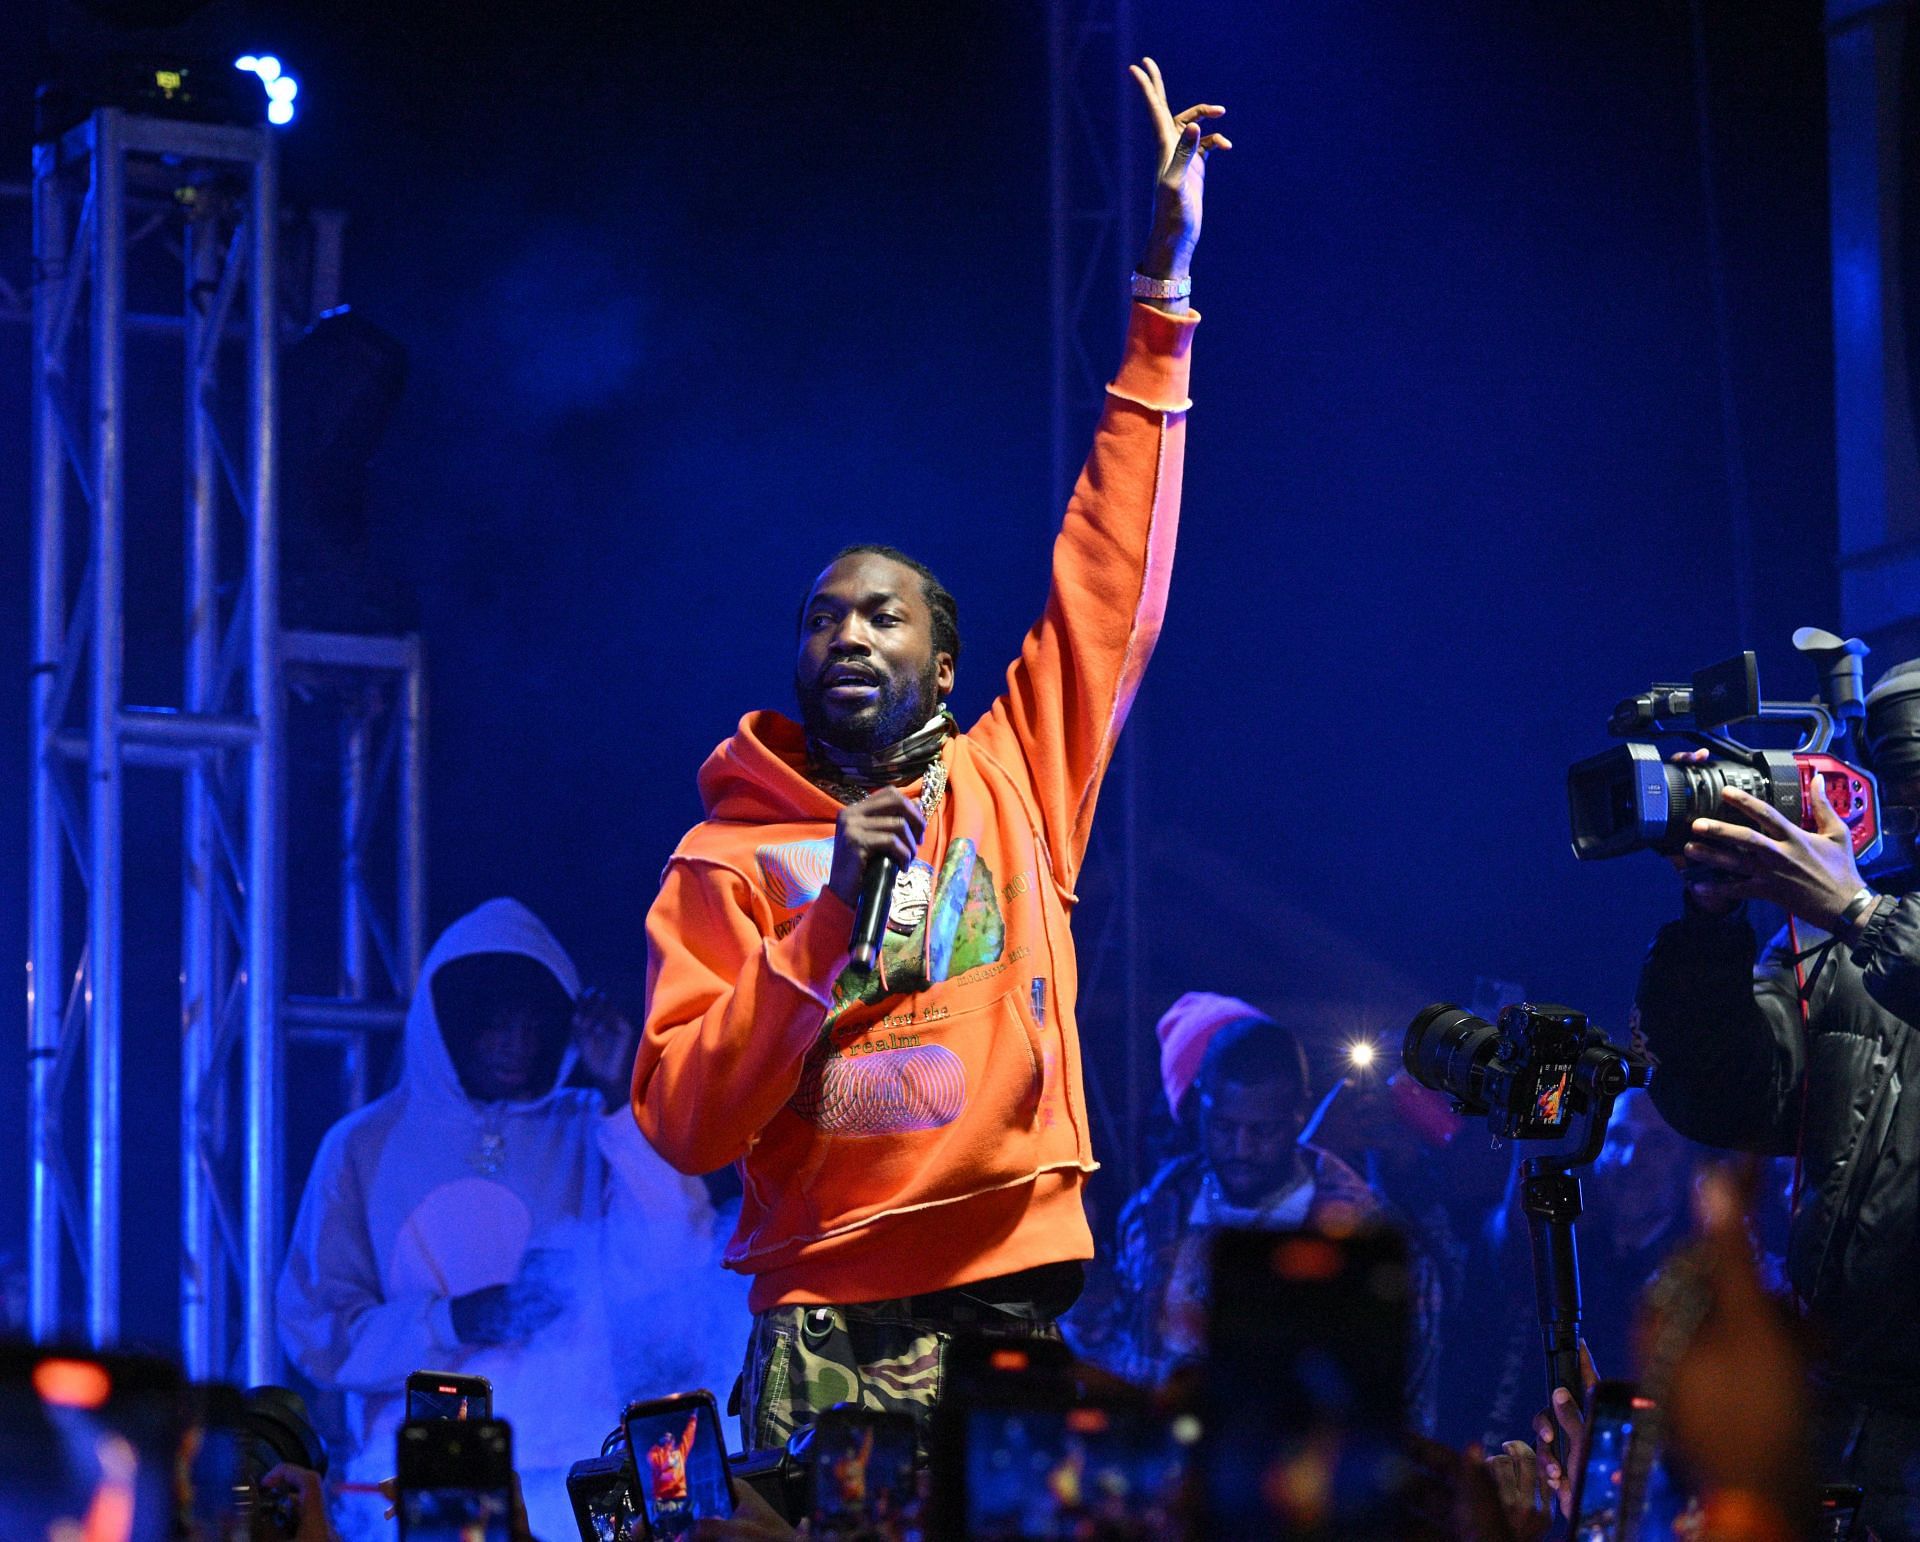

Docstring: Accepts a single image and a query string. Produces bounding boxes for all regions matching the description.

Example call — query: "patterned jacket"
[1065,1144,1392,1388]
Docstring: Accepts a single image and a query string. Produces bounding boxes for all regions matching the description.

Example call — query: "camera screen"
[1525,1064,1574,1136]
[1570,1396,1687,1542]
[963,1405,1184,1541]
[0,1352,179,1542]
[399,1487,512,1542]
[623,1398,732,1540]
[812,1412,920,1539]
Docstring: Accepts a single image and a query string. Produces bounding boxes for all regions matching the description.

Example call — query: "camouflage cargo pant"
[737,1297,1061,1453]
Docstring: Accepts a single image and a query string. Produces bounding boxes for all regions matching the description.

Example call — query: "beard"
[796,655,942,752]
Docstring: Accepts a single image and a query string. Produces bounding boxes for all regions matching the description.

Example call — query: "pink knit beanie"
[1157,991,1267,1118]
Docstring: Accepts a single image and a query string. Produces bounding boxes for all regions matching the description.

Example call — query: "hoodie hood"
[696,711,848,823]
[406,897,582,1112]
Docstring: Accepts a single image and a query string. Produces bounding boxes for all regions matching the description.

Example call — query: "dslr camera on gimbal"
[1566,628,1888,869]
[1402,1001,1650,1416]
[1402,1002,1648,1146]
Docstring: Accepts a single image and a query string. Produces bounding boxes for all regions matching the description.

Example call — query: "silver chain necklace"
[809,749,948,816]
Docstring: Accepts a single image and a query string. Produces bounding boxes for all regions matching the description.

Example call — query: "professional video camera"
[1567,627,1890,868]
[1403,1001,1650,1432]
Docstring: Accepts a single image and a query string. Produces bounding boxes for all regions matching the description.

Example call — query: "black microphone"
[849,855,897,973]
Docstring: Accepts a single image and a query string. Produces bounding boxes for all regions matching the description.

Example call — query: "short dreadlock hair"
[798,543,962,665]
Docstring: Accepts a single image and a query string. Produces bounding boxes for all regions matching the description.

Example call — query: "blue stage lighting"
[234,54,299,126]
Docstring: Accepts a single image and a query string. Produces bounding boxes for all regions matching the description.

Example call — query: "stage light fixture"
[234,53,298,126]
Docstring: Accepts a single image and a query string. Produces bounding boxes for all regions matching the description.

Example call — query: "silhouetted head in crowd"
[432,950,573,1103]
[1194,1016,1312,1208]
[795,545,959,752]
[1593,1089,1697,1251]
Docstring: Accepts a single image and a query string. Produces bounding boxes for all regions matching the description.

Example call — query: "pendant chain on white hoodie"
[471,1107,508,1175]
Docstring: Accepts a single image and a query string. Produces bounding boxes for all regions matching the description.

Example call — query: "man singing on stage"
[634,59,1226,1450]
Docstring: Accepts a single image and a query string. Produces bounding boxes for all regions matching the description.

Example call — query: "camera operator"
[1633,658,1920,1539]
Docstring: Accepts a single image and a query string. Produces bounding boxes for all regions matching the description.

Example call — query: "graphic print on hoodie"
[763,837,1007,1137]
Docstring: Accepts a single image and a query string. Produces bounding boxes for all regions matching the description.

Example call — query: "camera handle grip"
[1522,1163,1587,1468]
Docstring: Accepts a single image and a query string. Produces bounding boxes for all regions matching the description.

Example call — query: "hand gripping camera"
[1567,629,1888,869]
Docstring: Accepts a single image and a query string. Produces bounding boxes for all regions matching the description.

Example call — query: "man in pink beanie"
[1156,990,1268,1124]
[1068,1002,1379,1384]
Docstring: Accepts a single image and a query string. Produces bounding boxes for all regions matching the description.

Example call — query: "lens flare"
[1347,1040,1376,1069]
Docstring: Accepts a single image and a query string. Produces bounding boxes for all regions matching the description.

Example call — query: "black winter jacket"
[1634,890,1920,1410]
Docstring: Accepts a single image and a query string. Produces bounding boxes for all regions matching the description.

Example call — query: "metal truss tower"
[283,628,427,1115]
[30,108,284,1381]
[1049,0,1150,1190]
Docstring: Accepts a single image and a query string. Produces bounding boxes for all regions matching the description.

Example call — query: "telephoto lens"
[1401,1003,1501,1115]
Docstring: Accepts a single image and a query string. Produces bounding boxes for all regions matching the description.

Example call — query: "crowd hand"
[1480,1441,1556,1542]
[1128,57,1229,279]
[1643,1163,1812,1524]
[450,1247,571,1345]
[826,787,925,909]
[508,1472,536,1542]
[1403,1435,1519,1542]
[691,1476,803,1539]
[258,1463,340,1542]
[1530,1339,1599,1521]
[572,985,638,1106]
[1675,749,1868,927]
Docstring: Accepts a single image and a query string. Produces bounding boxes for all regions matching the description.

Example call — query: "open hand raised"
[1129,57,1230,279]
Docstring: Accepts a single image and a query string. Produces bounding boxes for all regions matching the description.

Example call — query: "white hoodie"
[278,898,744,1536]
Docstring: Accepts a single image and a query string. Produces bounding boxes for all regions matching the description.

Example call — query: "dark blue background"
[0,0,1836,1355]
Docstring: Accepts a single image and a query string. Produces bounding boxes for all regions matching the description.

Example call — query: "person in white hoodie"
[278,898,746,1539]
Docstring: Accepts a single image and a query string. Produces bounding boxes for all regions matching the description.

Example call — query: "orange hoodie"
[636,304,1196,1312]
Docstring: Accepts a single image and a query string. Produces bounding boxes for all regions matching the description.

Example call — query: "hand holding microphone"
[827,787,926,971]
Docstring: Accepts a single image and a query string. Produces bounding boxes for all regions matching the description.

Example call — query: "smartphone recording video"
[397,1418,514,1542]
[1200,1226,1412,1540]
[621,1391,733,1541]
[407,1370,493,1422]
[567,1451,645,1542]
[958,1401,1186,1541]
[809,1405,920,1540]
[0,1346,183,1542]
[1567,1382,1687,1542]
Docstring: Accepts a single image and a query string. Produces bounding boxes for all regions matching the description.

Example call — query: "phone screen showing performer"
[810,1406,920,1540]
[621,1391,733,1541]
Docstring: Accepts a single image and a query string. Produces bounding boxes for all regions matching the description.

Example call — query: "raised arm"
[970,62,1225,888]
